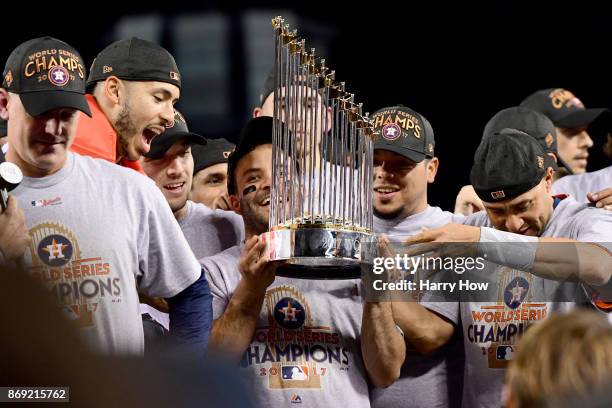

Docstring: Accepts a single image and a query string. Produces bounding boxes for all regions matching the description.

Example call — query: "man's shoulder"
[463,210,491,227]
[548,197,612,239]
[554,197,595,219]
[554,166,611,191]
[201,245,242,273]
[189,202,244,227]
[73,153,155,189]
[428,206,467,225]
[188,201,213,216]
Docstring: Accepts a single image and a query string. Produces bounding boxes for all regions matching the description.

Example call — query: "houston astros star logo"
[509,281,526,303]
[48,66,69,87]
[382,123,401,141]
[280,301,302,322]
[504,277,530,309]
[37,234,74,267]
[274,297,306,330]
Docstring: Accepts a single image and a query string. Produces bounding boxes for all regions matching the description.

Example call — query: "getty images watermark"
[360,241,598,304]
[370,253,489,293]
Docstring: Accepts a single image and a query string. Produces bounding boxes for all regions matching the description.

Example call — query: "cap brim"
[20,91,92,118]
[144,132,207,159]
[374,143,428,163]
[554,108,609,129]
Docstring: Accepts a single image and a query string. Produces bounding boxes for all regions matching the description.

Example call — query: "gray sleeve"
[202,257,232,320]
[136,181,201,298]
[575,209,612,252]
[461,211,490,227]
[420,301,460,326]
[451,213,467,224]
[420,266,461,325]
[551,176,570,196]
[214,211,245,249]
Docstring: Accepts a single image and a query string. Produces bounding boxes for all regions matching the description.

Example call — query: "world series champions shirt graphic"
[465,267,548,369]
[24,221,123,329]
[241,285,355,391]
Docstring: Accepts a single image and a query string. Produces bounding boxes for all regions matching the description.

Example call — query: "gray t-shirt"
[13,153,201,355]
[552,165,611,202]
[204,245,370,408]
[140,200,244,330]
[374,205,466,240]
[179,200,244,260]
[423,197,612,408]
[371,206,465,408]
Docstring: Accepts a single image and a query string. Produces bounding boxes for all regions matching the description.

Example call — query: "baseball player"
[70,37,181,172]
[141,111,244,258]
[139,110,243,341]
[1,37,211,355]
[253,66,331,160]
[190,138,235,210]
[398,129,612,408]
[203,116,370,408]
[454,106,612,214]
[361,105,464,408]
[520,88,610,176]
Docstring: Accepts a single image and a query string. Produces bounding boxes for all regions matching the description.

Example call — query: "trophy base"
[262,227,372,279]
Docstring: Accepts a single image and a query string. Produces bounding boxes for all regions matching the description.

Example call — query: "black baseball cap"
[371,105,435,162]
[2,37,91,117]
[260,66,277,105]
[483,106,572,173]
[143,110,206,160]
[259,62,320,106]
[227,116,273,195]
[192,138,235,174]
[520,88,609,129]
[87,37,181,91]
[471,129,549,202]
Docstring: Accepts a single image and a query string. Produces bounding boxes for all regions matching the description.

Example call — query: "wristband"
[478,227,538,271]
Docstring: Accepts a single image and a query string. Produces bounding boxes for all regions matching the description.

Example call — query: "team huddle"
[1,35,611,408]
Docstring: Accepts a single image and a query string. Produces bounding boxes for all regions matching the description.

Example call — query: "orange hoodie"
[71,94,144,173]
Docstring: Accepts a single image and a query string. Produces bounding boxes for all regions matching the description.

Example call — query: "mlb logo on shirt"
[282,365,309,381]
[31,196,63,207]
[290,394,302,404]
[496,345,515,361]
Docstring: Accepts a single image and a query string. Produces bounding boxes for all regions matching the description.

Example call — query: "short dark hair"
[227,117,274,196]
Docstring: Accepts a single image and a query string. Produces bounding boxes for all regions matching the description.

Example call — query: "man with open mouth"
[138,110,244,346]
[1,36,211,356]
[70,37,181,173]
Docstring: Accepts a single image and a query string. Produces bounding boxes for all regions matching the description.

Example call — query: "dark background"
[2,0,610,210]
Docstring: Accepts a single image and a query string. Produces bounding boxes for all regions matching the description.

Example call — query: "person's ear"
[103,76,124,106]
[229,194,241,214]
[253,107,263,118]
[426,157,439,183]
[0,88,10,121]
[543,167,554,193]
